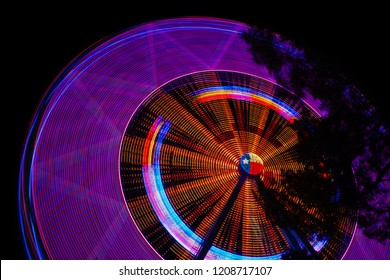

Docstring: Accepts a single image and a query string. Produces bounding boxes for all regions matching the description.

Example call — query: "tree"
[242,26,390,243]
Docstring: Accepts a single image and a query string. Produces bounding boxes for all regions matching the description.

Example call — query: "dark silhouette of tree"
[242,26,390,244]
[253,177,321,259]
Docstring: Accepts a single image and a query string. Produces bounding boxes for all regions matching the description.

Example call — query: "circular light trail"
[120,70,356,259]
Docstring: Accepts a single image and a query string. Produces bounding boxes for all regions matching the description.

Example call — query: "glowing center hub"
[240,152,264,175]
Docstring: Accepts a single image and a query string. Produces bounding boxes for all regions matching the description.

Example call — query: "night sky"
[6,4,388,259]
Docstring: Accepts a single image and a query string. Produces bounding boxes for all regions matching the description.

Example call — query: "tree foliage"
[242,26,390,243]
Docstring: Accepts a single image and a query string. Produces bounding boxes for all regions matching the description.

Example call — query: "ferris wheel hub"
[240,152,264,175]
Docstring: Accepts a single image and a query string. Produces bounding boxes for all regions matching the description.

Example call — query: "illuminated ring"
[120,70,356,259]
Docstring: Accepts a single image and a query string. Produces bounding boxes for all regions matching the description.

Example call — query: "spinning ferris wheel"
[120,70,355,260]
[20,17,357,260]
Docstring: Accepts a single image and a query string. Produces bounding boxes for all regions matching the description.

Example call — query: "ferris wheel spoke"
[146,24,159,87]
[211,26,241,68]
[161,32,211,68]
[195,174,247,259]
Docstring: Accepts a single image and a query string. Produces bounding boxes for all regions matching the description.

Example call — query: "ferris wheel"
[19,17,356,260]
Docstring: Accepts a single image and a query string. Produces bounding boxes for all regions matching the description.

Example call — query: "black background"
[5,3,388,259]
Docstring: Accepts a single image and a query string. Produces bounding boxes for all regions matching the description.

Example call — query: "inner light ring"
[142,116,283,260]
